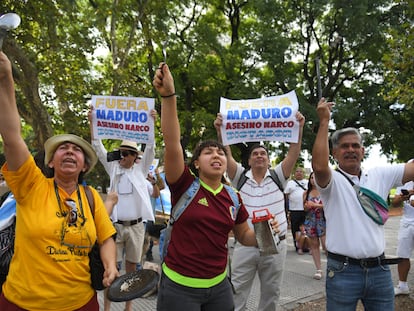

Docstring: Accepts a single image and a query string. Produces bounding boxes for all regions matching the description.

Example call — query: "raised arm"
[152,64,183,184]
[311,98,335,188]
[0,52,30,171]
[88,107,111,173]
[280,111,305,179]
[214,113,238,179]
[147,172,161,198]
[154,168,166,191]
[402,162,414,185]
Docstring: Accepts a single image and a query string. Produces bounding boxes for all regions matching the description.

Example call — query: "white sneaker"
[394,286,409,296]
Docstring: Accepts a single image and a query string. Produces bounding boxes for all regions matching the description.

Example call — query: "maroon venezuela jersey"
[165,166,248,279]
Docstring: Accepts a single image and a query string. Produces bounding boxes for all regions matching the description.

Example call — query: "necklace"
[54,181,86,227]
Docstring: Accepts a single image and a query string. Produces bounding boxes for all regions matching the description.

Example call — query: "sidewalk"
[98,214,413,310]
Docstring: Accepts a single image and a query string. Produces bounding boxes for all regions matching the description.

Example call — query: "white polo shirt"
[231,163,288,236]
[315,164,405,258]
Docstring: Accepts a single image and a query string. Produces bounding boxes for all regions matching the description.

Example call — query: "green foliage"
[0,0,412,187]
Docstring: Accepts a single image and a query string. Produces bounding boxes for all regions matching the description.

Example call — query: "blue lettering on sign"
[281,107,291,118]
[96,110,148,123]
[227,107,293,120]
[250,110,260,119]
[227,110,240,120]
[225,129,293,141]
[240,110,251,119]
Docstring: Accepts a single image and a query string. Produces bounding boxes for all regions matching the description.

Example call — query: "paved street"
[98,215,413,310]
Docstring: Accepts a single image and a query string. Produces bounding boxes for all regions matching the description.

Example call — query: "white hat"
[119,140,139,153]
[44,134,98,173]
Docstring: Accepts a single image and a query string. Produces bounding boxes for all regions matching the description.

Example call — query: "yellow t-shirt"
[2,157,116,311]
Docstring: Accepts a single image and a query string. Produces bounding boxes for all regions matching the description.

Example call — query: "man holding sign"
[219,91,301,146]
[89,107,158,311]
[215,102,305,311]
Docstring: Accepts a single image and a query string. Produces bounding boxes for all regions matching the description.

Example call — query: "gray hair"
[330,127,363,148]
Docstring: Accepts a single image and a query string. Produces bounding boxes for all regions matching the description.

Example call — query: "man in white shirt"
[284,167,308,253]
[312,98,414,310]
[89,110,158,311]
[214,111,305,311]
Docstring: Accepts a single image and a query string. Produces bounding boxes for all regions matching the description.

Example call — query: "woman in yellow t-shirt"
[0,51,118,311]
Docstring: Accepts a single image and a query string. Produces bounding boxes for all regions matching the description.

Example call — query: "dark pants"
[157,273,234,311]
[289,210,306,250]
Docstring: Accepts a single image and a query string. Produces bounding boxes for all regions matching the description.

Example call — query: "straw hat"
[119,140,139,153]
[44,134,98,173]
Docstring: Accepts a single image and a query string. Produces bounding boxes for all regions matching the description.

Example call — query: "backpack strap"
[171,179,241,225]
[236,169,249,191]
[269,169,284,191]
[169,178,201,225]
[161,178,241,261]
[237,168,283,191]
[223,184,241,217]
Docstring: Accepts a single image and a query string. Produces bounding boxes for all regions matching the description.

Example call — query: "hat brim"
[119,146,139,153]
[44,134,98,174]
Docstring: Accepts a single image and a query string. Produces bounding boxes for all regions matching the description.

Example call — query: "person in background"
[0,51,117,310]
[137,170,161,268]
[153,63,280,311]
[295,223,310,254]
[284,167,308,253]
[144,168,165,262]
[214,109,305,311]
[303,172,326,280]
[392,162,414,296]
[89,111,158,311]
[312,97,414,310]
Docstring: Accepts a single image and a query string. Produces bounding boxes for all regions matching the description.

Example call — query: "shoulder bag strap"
[84,185,95,218]
[294,179,306,190]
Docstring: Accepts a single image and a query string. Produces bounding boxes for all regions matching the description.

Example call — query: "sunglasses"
[121,150,137,157]
[64,198,78,226]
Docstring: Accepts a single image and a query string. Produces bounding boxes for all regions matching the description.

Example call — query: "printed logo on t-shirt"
[198,197,208,206]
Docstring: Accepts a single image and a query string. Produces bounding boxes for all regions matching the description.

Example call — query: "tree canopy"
[1,0,412,187]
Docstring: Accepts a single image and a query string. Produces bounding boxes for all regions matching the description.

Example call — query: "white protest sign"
[91,95,155,144]
[219,90,299,145]
[149,158,159,175]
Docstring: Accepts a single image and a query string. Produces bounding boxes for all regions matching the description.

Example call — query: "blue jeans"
[326,257,394,311]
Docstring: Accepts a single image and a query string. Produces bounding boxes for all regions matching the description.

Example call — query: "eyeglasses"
[64,198,78,226]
